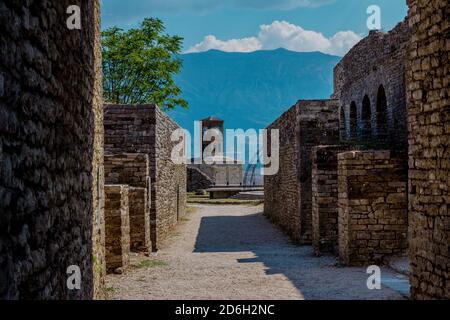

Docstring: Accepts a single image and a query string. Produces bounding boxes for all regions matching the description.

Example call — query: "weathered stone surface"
[128,187,150,254]
[0,0,104,299]
[105,153,150,189]
[187,163,243,190]
[187,166,213,192]
[338,151,408,266]
[104,153,151,254]
[265,100,340,244]
[104,104,186,250]
[312,145,355,255]
[105,185,130,273]
[334,21,410,151]
[406,0,449,300]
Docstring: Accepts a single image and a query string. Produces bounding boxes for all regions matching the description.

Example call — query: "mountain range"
[168,48,341,134]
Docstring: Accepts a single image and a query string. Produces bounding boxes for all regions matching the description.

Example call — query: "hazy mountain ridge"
[169,48,341,132]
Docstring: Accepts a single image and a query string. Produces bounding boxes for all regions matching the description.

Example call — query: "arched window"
[361,95,372,140]
[349,101,357,139]
[340,106,346,139]
[376,85,388,139]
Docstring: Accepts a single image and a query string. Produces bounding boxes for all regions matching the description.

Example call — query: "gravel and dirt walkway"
[106,204,409,300]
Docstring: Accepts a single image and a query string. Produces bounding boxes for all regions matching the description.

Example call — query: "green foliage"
[102,18,188,110]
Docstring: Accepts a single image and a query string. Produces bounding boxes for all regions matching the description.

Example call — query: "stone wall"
[338,151,408,266]
[265,100,339,244]
[334,21,410,151]
[128,187,150,254]
[264,106,301,242]
[187,163,243,191]
[0,0,104,299]
[297,100,340,243]
[312,145,354,255]
[187,167,213,192]
[406,0,449,299]
[104,154,150,189]
[104,153,151,254]
[104,185,130,273]
[104,104,186,250]
[155,108,187,241]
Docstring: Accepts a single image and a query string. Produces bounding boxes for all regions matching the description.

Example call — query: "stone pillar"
[105,185,130,273]
[104,153,151,253]
[297,100,340,243]
[338,150,408,266]
[312,146,352,255]
[129,187,151,254]
[407,0,450,299]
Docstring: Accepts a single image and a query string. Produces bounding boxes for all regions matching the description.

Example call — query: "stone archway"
[361,95,372,141]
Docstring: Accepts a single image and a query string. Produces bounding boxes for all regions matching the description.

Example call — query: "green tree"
[102,18,188,110]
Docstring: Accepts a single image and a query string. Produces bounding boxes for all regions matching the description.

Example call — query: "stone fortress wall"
[0,0,447,300]
[0,0,104,299]
[265,0,449,299]
[104,154,151,254]
[406,0,449,299]
[337,151,408,266]
[104,104,186,251]
[266,21,410,261]
[264,100,340,244]
[264,106,301,242]
[334,21,410,151]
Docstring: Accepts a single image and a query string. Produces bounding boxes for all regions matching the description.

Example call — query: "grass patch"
[134,259,168,269]
[106,287,117,293]
[185,206,198,214]
[179,216,190,222]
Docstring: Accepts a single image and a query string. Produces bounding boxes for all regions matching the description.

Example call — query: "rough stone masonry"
[312,145,355,256]
[333,21,410,151]
[337,151,408,266]
[0,0,105,299]
[104,153,151,254]
[104,104,186,251]
[264,100,340,244]
[104,185,130,273]
[406,0,449,300]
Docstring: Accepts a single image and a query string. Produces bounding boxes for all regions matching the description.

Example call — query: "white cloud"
[186,35,262,53]
[185,20,361,56]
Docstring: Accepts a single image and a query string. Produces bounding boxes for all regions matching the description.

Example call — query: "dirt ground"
[106,204,409,300]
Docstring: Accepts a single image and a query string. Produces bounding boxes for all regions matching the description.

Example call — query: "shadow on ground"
[194,211,409,300]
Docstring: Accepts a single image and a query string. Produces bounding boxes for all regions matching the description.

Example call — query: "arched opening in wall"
[349,102,357,139]
[361,95,372,141]
[376,85,388,141]
[340,106,346,140]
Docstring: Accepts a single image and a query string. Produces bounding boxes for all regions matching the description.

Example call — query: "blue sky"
[101,0,408,56]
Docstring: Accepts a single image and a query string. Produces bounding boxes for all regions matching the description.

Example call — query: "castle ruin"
[0,0,447,300]
[264,0,449,299]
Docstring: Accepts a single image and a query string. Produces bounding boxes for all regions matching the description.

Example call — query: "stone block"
[338,150,408,266]
[105,185,130,273]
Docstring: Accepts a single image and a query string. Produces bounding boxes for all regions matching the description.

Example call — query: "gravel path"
[106,204,408,300]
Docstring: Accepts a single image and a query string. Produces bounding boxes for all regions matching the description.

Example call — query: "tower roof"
[201,116,223,122]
